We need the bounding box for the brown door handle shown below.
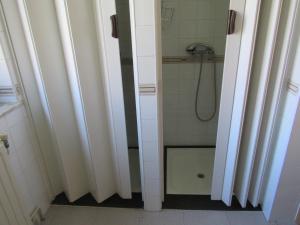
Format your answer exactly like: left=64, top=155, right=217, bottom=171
left=227, top=10, right=237, bottom=35
left=110, top=14, right=119, bottom=38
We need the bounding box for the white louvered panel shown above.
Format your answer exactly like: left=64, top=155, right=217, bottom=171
left=234, top=0, right=283, bottom=208
left=222, top=0, right=262, bottom=206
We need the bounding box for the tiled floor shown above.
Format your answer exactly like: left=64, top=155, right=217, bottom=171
left=42, top=206, right=272, bottom=225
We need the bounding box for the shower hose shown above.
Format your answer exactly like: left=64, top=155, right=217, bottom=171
left=195, top=55, right=217, bottom=122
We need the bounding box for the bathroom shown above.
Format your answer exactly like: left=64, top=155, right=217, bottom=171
left=0, top=0, right=300, bottom=224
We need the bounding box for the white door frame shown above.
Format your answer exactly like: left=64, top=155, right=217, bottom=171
left=211, top=0, right=262, bottom=204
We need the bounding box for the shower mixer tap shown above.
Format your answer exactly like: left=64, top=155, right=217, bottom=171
left=186, top=43, right=214, bottom=56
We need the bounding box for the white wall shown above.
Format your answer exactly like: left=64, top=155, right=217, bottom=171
left=163, top=63, right=223, bottom=145
left=162, top=0, right=229, bottom=145
left=0, top=104, right=50, bottom=215
left=129, top=0, right=163, bottom=210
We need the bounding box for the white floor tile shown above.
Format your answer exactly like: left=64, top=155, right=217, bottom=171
left=226, top=211, right=269, bottom=225
left=42, top=206, right=97, bottom=225
left=140, top=210, right=184, bottom=225
left=93, top=208, right=141, bottom=225
left=42, top=206, right=269, bottom=225
left=183, top=210, right=230, bottom=225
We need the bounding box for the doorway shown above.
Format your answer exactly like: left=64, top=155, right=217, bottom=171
left=162, top=0, right=230, bottom=196
left=160, top=0, right=263, bottom=208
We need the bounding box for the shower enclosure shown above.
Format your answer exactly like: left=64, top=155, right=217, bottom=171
left=162, top=0, right=230, bottom=195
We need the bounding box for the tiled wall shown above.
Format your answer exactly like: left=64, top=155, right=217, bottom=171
left=161, top=0, right=229, bottom=56
left=117, top=0, right=162, bottom=210
left=0, top=104, right=49, bottom=215
left=131, top=0, right=163, bottom=210
left=163, top=63, right=223, bottom=145
left=162, top=0, right=229, bottom=145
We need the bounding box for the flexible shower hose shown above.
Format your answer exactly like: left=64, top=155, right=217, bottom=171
left=195, top=55, right=217, bottom=122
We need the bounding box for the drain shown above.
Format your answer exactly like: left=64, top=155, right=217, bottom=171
left=197, top=173, right=205, bottom=179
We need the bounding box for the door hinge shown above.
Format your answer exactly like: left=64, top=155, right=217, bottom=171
left=227, top=10, right=237, bottom=35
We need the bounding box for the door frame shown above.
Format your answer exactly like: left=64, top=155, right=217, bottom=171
left=211, top=0, right=262, bottom=204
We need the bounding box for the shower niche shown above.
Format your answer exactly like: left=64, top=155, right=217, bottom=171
left=162, top=0, right=230, bottom=196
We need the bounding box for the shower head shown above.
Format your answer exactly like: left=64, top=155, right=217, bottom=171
left=186, top=43, right=214, bottom=55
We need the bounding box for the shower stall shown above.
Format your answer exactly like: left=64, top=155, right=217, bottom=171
left=162, top=0, right=230, bottom=195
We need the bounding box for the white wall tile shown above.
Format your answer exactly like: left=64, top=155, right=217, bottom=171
left=144, top=178, right=160, bottom=196
left=163, top=61, right=224, bottom=145
left=161, top=0, right=228, bottom=146
left=215, top=0, right=230, bottom=20
left=144, top=161, right=160, bottom=180
left=142, top=141, right=159, bottom=162
left=131, top=0, right=162, bottom=211
left=140, top=95, right=157, bottom=119
left=138, top=57, right=156, bottom=84
left=178, top=1, right=198, bottom=20
left=162, top=38, right=180, bottom=56
left=136, top=26, right=156, bottom=56
left=197, top=20, right=215, bottom=38
left=141, top=119, right=158, bottom=142
left=198, top=1, right=215, bottom=20
left=134, top=0, right=155, bottom=26
left=178, top=21, right=197, bottom=38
